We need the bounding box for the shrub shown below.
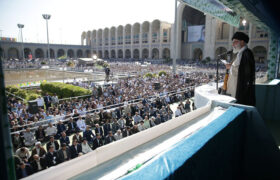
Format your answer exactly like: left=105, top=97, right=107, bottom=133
left=144, top=73, right=153, bottom=79
left=158, top=71, right=167, bottom=76
left=40, top=82, right=91, bottom=98
left=14, top=89, right=27, bottom=99
left=9, top=86, right=20, bottom=93
left=27, top=93, right=39, bottom=101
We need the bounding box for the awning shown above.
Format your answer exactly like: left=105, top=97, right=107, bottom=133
left=180, top=0, right=240, bottom=27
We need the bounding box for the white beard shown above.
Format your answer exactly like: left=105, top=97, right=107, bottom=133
left=233, top=43, right=241, bottom=53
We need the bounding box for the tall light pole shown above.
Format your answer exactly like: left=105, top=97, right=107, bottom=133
left=173, top=0, right=178, bottom=74
left=17, top=24, right=25, bottom=60
left=42, top=14, right=51, bottom=61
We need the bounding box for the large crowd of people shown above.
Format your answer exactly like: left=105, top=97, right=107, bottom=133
left=7, top=70, right=216, bottom=179
left=6, top=57, right=268, bottom=179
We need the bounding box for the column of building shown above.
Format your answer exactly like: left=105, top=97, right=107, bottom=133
left=102, top=31, right=105, bottom=58
left=248, top=23, right=253, bottom=49
left=115, top=29, right=118, bottom=59
left=148, top=23, right=152, bottom=59
left=139, top=25, right=143, bottom=59
left=108, top=30, right=111, bottom=58
left=131, top=27, right=134, bottom=59
left=159, top=23, right=163, bottom=59
left=228, top=26, right=234, bottom=51
left=122, top=28, right=125, bottom=59
left=203, top=15, right=217, bottom=59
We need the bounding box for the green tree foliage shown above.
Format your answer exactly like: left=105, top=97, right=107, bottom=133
left=40, top=82, right=91, bottom=98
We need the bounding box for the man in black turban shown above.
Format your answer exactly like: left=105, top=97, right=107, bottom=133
left=225, top=31, right=255, bottom=106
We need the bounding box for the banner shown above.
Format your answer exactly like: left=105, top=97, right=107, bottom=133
left=188, top=25, right=205, bottom=42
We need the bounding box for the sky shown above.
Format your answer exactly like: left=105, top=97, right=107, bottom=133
left=0, top=0, right=175, bottom=45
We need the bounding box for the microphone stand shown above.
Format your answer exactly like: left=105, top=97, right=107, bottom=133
left=216, top=50, right=232, bottom=91
left=216, top=57, right=219, bottom=91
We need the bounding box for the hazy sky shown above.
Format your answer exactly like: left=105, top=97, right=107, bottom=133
left=0, top=0, right=175, bottom=45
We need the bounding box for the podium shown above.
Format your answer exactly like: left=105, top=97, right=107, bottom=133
left=194, top=83, right=235, bottom=108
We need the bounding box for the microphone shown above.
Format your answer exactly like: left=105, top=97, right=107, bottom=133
left=218, top=50, right=233, bottom=57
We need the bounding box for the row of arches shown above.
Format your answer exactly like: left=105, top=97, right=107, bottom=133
left=192, top=46, right=267, bottom=63
left=215, top=46, right=267, bottom=63
left=94, top=48, right=170, bottom=59
left=82, top=19, right=171, bottom=46
left=0, top=47, right=92, bottom=59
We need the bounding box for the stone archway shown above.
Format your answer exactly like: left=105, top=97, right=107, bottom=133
left=152, top=48, right=159, bottom=59
left=252, top=46, right=267, bottom=63
left=125, top=49, right=131, bottom=59
left=35, top=48, right=44, bottom=58
left=111, top=50, right=116, bottom=58
left=142, top=49, right=149, bottom=59
left=8, top=47, right=19, bottom=59
left=162, top=48, right=170, bottom=59
left=24, top=48, right=32, bottom=59
left=85, top=50, right=91, bottom=58
left=193, top=48, right=203, bottom=60
left=98, top=50, right=103, bottom=58
left=104, top=50, right=109, bottom=59
left=57, top=49, right=65, bottom=58
left=118, top=49, right=123, bottom=58
left=67, top=49, right=74, bottom=58
left=77, top=49, right=83, bottom=58
left=47, top=49, right=55, bottom=59
left=133, top=49, right=139, bottom=59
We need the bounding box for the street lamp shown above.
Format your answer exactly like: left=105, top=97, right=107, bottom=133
left=42, top=14, right=51, bottom=62
left=242, top=19, right=247, bottom=26
left=17, top=24, right=25, bottom=60
left=172, top=0, right=178, bottom=74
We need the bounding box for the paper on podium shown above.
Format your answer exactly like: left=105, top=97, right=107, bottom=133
left=195, top=83, right=236, bottom=108
left=221, top=59, right=230, bottom=65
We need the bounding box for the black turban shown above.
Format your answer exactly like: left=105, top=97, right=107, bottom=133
left=232, top=31, right=249, bottom=43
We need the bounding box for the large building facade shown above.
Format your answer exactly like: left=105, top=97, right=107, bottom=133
left=82, top=3, right=269, bottom=64
left=175, top=3, right=269, bottom=63
left=0, top=41, right=91, bottom=60
left=0, top=3, right=268, bottom=63
left=81, top=19, right=172, bottom=60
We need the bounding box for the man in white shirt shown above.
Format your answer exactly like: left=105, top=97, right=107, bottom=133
left=76, top=116, right=86, bottom=132
left=36, top=96, right=45, bottom=109
left=114, top=130, right=123, bottom=141
left=175, top=106, right=182, bottom=117
left=81, top=139, right=92, bottom=154
left=45, top=123, right=57, bottom=138
left=137, top=121, right=146, bottom=131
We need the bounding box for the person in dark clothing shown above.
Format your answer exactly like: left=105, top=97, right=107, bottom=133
left=16, top=162, right=33, bottom=179
left=83, top=126, right=96, bottom=146
left=105, top=66, right=110, bottom=82
left=45, top=145, right=59, bottom=167
left=92, top=133, right=104, bottom=150
left=69, top=140, right=82, bottom=159
left=44, top=93, right=52, bottom=110
left=30, top=154, right=47, bottom=173
left=57, top=143, right=71, bottom=163
left=105, top=131, right=115, bottom=144
left=67, top=118, right=78, bottom=135
left=46, top=136, right=60, bottom=151
left=226, top=31, right=255, bottom=106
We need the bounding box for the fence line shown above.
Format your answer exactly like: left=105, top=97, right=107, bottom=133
left=10, top=86, right=196, bottom=134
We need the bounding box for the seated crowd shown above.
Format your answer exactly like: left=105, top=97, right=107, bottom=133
left=8, top=72, right=214, bottom=179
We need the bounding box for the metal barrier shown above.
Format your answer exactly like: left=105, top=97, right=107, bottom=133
left=9, top=86, right=196, bottom=134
